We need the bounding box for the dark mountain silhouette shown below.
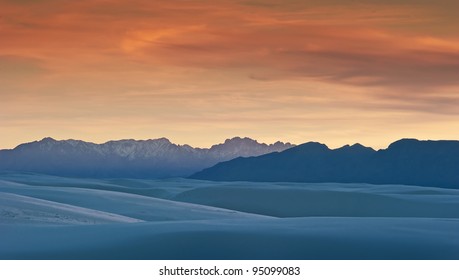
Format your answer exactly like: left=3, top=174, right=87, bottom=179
left=0, top=137, right=294, bottom=178
left=190, top=139, right=459, bottom=189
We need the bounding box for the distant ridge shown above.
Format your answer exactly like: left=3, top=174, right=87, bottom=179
left=190, top=139, right=459, bottom=189
left=0, top=137, right=294, bottom=178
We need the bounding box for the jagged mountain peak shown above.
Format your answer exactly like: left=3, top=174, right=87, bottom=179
left=290, top=141, right=329, bottom=153
left=336, top=143, right=375, bottom=153
left=209, top=137, right=293, bottom=158
left=40, top=137, right=57, bottom=142
left=221, top=137, right=260, bottom=145
left=104, top=137, right=172, bottom=145
left=387, top=138, right=420, bottom=149
left=213, top=137, right=293, bottom=149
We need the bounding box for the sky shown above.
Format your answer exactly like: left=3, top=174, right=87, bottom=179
left=1, top=0, right=459, bottom=149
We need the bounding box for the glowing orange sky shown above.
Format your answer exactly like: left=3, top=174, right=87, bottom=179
left=1, top=0, right=459, bottom=149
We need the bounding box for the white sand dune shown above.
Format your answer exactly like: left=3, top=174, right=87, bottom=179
left=0, top=173, right=458, bottom=259
left=173, top=184, right=459, bottom=218
left=1, top=217, right=458, bottom=259
left=0, top=178, right=267, bottom=222
left=0, top=192, right=142, bottom=225
left=0, top=174, right=208, bottom=199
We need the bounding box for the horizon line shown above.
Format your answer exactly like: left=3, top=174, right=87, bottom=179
left=2, top=136, right=458, bottom=152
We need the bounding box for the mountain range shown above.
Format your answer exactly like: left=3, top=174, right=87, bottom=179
left=2, top=137, right=459, bottom=189
left=191, top=139, right=459, bottom=189
left=0, top=137, right=294, bottom=178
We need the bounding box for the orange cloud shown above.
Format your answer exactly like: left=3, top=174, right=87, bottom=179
left=1, top=0, right=458, bottom=90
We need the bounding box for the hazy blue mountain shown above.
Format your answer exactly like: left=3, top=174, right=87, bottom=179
left=0, top=137, right=294, bottom=178
left=190, top=139, right=459, bottom=189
